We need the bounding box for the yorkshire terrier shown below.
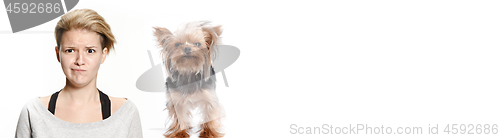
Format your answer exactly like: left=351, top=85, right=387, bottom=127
left=154, top=21, right=224, bottom=138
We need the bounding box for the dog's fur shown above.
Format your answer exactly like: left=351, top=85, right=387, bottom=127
left=154, top=21, right=224, bottom=138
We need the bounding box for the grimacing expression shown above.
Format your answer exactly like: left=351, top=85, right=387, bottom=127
left=56, top=28, right=107, bottom=87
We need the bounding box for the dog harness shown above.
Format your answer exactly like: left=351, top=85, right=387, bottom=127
left=48, top=89, right=111, bottom=119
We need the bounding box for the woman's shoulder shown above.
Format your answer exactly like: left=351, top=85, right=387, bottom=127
left=109, top=96, right=128, bottom=114
left=108, top=96, right=140, bottom=123
left=21, top=97, right=46, bottom=109
left=19, top=97, right=50, bottom=119
left=38, top=95, right=51, bottom=109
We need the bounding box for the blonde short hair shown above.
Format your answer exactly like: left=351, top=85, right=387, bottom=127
left=55, top=9, right=115, bottom=52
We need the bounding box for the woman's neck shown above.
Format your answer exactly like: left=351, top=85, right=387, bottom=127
left=60, top=79, right=100, bottom=105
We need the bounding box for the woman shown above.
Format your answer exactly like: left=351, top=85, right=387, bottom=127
left=15, top=9, right=142, bottom=138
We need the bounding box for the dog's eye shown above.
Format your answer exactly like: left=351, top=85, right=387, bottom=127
left=194, top=42, right=201, bottom=47
left=175, top=43, right=182, bottom=47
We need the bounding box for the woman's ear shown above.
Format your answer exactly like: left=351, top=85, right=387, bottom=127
left=101, top=47, right=108, bottom=64
left=55, top=46, right=60, bottom=62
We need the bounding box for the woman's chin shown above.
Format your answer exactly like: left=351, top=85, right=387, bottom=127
left=67, top=78, right=93, bottom=88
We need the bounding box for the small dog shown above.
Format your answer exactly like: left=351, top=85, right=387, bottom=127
left=154, top=21, right=224, bottom=138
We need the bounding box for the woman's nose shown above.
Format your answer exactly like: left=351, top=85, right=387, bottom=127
left=75, top=52, right=85, bottom=66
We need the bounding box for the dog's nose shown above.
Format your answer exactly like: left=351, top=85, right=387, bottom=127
left=184, top=47, right=191, bottom=54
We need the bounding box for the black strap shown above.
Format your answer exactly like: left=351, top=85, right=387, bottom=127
left=48, top=91, right=60, bottom=114
left=99, top=89, right=111, bottom=119
left=47, top=89, right=111, bottom=119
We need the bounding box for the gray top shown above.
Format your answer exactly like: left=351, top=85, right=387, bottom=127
left=15, top=98, right=143, bottom=138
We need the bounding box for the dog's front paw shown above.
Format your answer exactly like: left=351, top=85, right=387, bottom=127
left=199, top=122, right=224, bottom=138
left=199, top=129, right=224, bottom=138
left=164, top=129, right=190, bottom=138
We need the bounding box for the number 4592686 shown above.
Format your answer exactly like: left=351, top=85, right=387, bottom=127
left=444, top=124, right=498, bottom=134
left=6, top=3, right=61, bottom=14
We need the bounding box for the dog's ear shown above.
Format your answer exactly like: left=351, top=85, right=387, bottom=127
left=202, top=25, right=222, bottom=61
left=202, top=25, right=222, bottom=47
left=201, top=25, right=221, bottom=81
left=153, top=27, right=173, bottom=80
left=153, top=27, right=173, bottom=46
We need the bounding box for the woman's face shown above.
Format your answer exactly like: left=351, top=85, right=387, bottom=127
left=56, top=28, right=107, bottom=87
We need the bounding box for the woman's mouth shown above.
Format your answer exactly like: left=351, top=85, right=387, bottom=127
left=72, top=69, right=86, bottom=72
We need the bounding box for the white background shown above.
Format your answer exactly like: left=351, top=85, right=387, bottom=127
left=1, top=0, right=500, bottom=138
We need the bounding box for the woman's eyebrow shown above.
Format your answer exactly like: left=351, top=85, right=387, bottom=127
left=86, top=46, right=98, bottom=48
left=62, top=46, right=77, bottom=49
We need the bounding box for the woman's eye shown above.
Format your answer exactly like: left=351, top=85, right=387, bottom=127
left=65, top=49, right=74, bottom=53
left=87, top=49, right=96, bottom=53
left=194, top=42, right=201, bottom=47
left=175, top=43, right=182, bottom=47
